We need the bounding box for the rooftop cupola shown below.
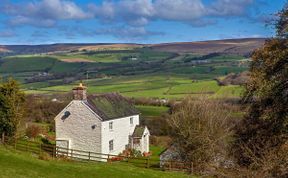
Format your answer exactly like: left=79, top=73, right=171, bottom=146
left=72, top=83, right=87, bottom=100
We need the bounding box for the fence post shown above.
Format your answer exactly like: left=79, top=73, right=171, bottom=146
left=53, top=145, right=56, bottom=158
left=1, top=132, right=4, bottom=144
left=107, top=154, right=110, bottom=163
left=189, top=162, right=193, bottom=174
left=169, top=161, right=172, bottom=171
left=14, top=137, right=17, bottom=150
left=71, top=149, right=73, bottom=159
left=146, top=158, right=150, bottom=168
left=88, top=152, right=91, bottom=161
left=26, top=141, right=29, bottom=152
left=39, top=144, right=42, bottom=155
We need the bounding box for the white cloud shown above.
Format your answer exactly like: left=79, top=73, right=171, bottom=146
left=0, top=0, right=259, bottom=40
left=208, top=0, right=253, bottom=16
left=154, top=0, right=205, bottom=21
left=0, top=30, right=16, bottom=38
left=1, top=0, right=256, bottom=27
left=1, top=0, right=92, bottom=27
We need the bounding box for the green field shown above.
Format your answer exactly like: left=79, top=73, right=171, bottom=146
left=22, top=75, right=243, bottom=99
left=0, top=48, right=247, bottom=99
left=136, top=105, right=170, bottom=117
left=0, top=56, right=56, bottom=73
left=0, top=147, right=190, bottom=178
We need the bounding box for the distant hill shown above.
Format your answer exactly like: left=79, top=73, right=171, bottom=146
left=0, top=38, right=265, bottom=57
left=150, top=38, right=266, bottom=56
left=0, top=43, right=142, bottom=56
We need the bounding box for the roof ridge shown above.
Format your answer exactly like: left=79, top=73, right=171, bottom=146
left=86, top=93, right=139, bottom=121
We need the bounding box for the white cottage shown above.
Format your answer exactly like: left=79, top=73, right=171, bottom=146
left=55, top=83, right=150, bottom=160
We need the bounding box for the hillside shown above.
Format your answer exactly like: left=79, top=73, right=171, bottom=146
left=150, top=38, right=266, bottom=56
left=0, top=147, right=190, bottom=178
left=0, top=44, right=142, bottom=56
left=0, top=38, right=260, bottom=99
left=0, top=38, right=265, bottom=56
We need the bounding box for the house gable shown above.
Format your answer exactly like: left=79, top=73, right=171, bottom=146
left=55, top=100, right=102, bottom=153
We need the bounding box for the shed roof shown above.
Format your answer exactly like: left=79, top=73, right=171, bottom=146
left=85, top=93, right=139, bottom=121
left=132, top=126, right=146, bottom=138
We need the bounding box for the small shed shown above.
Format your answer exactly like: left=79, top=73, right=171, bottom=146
left=131, top=126, right=150, bottom=153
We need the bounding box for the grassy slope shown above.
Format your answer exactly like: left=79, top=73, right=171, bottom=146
left=136, top=105, right=169, bottom=117
left=28, top=76, right=242, bottom=99
left=0, top=147, right=191, bottom=178
left=0, top=51, right=246, bottom=99
left=0, top=56, right=56, bottom=73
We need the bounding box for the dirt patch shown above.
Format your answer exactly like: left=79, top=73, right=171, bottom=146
left=78, top=44, right=142, bottom=51
left=150, top=38, right=266, bottom=56
left=216, top=71, right=250, bottom=86
left=59, top=58, right=93, bottom=63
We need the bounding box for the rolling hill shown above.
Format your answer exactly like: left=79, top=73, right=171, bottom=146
left=0, top=38, right=262, bottom=99
left=0, top=38, right=265, bottom=56
left=150, top=38, right=266, bottom=56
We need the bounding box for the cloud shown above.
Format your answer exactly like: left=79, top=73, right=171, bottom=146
left=1, top=0, right=92, bottom=27
left=218, top=32, right=263, bottom=39
left=0, top=0, right=259, bottom=28
left=87, top=0, right=256, bottom=27
left=0, top=30, right=16, bottom=38
left=57, top=25, right=164, bottom=41
left=0, top=0, right=261, bottom=40
left=88, top=0, right=154, bottom=26
left=207, top=0, right=253, bottom=16
left=154, top=0, right=205, bottom=21
left=95, top=26, right=165, bottom=40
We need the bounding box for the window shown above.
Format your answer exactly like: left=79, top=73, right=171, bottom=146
left=109, top=122, right=113, bottom=130
left=109, top=140, right=114, bottom=151
left=130, top=117, right=133, bottom=125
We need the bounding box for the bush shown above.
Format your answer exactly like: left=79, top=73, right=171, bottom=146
left=167, top=96, right=234, bottom=174
left=41, top=137, right=52, bottom=145
left=38, top=152, right=52, bottom=161
left=26, top=125, right=42, bottom=138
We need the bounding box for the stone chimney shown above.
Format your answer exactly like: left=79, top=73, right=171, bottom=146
left=72, top=83, right=87, bottom=100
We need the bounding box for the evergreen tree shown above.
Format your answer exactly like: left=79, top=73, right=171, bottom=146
left=0, top=78, right=25, bottom=137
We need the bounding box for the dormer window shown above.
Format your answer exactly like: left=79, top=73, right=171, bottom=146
left=64, top=111, right=71, bottom=117
left=109, top=122, right=113, bottom=130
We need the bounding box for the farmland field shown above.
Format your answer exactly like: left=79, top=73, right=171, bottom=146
left=0, top=47, right=248, bottom=100
left=22, top=75, right=243, bottom=99
left=136, top=105, right=170, bottom=117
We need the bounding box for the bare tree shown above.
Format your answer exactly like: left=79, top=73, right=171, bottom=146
left=167, top=96, right=234, bottom=174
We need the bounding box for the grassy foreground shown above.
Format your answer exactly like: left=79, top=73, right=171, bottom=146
left=0, top=147, right=191, bottom=178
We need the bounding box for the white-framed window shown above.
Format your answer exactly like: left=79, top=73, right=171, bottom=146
left=130, top=117, right=133, bottom=125
left=109, top=122, right=113, bottom=130
left=109, top=140, right=114, bottom=151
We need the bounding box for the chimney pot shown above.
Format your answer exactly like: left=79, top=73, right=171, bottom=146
left=72, top=83, right=87, bottom=100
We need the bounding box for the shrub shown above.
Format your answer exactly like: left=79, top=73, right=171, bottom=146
left=39, top=152, right=52, bottom=161
left=167, top=96, right=234, bottom=174
left=25, top=125, right=42, bottom=138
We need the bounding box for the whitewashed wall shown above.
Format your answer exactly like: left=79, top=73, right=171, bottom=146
left=101, top=115, right=139, bottom=155
left=55, top=101, right=102, bottom=154
left=143, top=127, right=150, bottom=153
left=134, top=127, right=150, bottom=153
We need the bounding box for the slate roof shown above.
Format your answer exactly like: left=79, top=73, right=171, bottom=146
left=85, top=93, right=140, bottom=121
left=132, top=126, right=145, bottom=138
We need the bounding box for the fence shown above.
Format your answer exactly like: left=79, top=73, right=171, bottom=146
left=1, top=136, right=193, bottom=173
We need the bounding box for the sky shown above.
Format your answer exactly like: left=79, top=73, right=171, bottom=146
left=0, top=0, right=286, bottom=44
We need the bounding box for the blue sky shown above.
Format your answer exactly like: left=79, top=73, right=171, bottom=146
left=0, top=0, right=286, bottom=44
